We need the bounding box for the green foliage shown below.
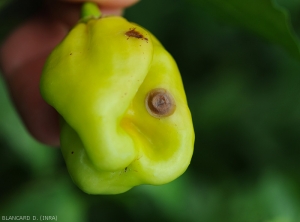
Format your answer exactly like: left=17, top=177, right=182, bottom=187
left=1, top=0, right=300, bottom=221
left=190, top=0, right=300, bottom=60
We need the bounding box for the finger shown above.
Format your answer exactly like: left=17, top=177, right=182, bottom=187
left=59, top=0, right=140, bottom=8
left=0, top=12, right=67, bottom=77
left=0, top=14, right=65, bottom=146
left=45, top=1, right=125, bottom=27
left=5, top=56, right=61, bottom=147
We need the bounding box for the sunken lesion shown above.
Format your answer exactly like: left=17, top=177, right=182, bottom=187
left=125, top=28, right=148, bottom=42
left=145, top=88, right=176, bottom=118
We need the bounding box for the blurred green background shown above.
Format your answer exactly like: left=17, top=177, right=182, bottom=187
left=1, top=0, right=300, bottom=221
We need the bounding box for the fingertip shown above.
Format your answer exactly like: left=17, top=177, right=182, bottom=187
left=24, top=107, right=60, bottom=147
left=59, top=0, right=140, bottom=8
left=26, top=104, right=61, bottom=147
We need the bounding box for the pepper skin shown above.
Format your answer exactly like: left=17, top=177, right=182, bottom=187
left=40, top=5, right=194, bottom=194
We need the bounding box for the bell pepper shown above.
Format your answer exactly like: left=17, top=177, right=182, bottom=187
left=40, top=2, right=194, bottom=194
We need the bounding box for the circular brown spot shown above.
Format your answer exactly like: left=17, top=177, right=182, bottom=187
left=145, top=88, right=176, bottom=118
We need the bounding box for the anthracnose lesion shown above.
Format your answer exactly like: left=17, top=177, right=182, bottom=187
left=125, top=28, right=148, bottom=42
left=146, top=88, right=176, bottom=118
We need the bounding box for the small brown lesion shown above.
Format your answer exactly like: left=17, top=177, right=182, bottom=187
left=145, top=88, right=176, bottom=118
left=125, top=28, right=148, bottom=42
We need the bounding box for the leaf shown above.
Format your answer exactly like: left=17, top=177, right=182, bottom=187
left=0, top=176, right=86, bottom=222
left=189, top=0, right=300, bottom=60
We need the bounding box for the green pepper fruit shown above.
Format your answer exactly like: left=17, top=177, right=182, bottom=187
left=40, top=2, right=194, bottom=194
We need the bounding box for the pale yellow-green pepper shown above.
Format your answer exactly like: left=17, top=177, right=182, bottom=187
left=40, top=3, right=194, bottom=194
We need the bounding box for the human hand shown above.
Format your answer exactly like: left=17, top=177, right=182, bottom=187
left=0, top=0, right=139, bottom=146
